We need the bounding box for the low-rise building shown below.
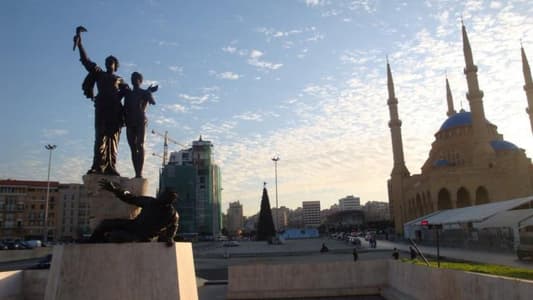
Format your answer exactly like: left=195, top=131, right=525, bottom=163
left=0, top=179, right=59, bottom=240
left=58, top=183, right=90, bottom=241
left=363, top=201, right=390, bottom=222
left=339, top=195, right=361, bottom=211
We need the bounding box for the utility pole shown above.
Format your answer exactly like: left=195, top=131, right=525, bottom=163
left=272, top=155, right=280, bottom=231
left=44, top=144, right=57, bottom=243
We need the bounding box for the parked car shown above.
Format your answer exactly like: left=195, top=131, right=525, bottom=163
left=223, top=241, right=240, bottom=247
left=21, top=240, right=42, bottom=249
left=0, top=242, right=8, bottom=250
left=3, top=240, right=29, bottom=250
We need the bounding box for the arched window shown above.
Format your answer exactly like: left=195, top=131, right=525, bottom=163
left=437, top=188, right=452, bottom=210
left=475, top=186, right=489, bottom=205
left=456, top=187, right=471, bottom=208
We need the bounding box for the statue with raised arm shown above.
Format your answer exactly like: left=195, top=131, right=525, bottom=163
left=89, top=179, right=179, bottom=245
left=124, top=72, right=157, bottom=178
left=73, top=26, right=127, bottom=176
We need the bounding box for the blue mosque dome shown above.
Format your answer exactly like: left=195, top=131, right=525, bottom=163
left=490, top=140, right=519, bottom=151
left=439, top=111, right=472, bottom=131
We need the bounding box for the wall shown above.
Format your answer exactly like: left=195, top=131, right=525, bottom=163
left=0, top=271, right=22, bottom=300
left=227, top=260, right=533, bottom=300
left=387, top=261, right=533, bottom=300
left=228, top=260, right=388, bottom=299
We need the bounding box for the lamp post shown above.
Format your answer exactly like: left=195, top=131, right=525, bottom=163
left=272, top=155, right=280, bottom=231
left=44, top=144, right=57, bottom=243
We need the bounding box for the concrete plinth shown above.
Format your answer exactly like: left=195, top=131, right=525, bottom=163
left=44, top=243, right=198, bottom=300
left=83, top=175, right=148, bottom=232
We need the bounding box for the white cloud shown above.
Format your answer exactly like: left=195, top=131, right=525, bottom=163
left=305, top=0, right=327, bottom=7
left=168, top=65, right=183, bottom=73
left=217, top=71, right=241, bottom=80
left=489, top=1, right=502, bottom=9
left=233, top=112, right=264, bottom=122
left=42, top=129, right=68, bottom=138
left=222, top=46, right=237, bottom=53
left=166, top=104, right=186, bottom=113
left=248, top=49, right=283, bottom=70
left=250, top=49, right=263, bottom=59
left=179, top=93, right=210, bottom=105
left=157, top=40, right=178, bottom=47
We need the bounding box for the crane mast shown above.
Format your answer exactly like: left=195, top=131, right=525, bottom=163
left=151, top=130, right=187, bottom=166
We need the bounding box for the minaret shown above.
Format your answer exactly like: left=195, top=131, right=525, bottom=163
left=386, top=60, right=409, bottom=234
left=462, top=22, right=494, bottom=158
left=387, top=60, right=410, bottom=177
left=521, top=44, right=533, bottom=134
left=446, top=76, right=456, bottom=117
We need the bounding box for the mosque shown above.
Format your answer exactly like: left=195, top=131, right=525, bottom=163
left=387, top=23, right=533, bottom=234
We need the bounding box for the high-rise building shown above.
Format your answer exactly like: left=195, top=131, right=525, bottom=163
left=160, top=136, right=222, bottom=237
left=302, top=201, right=321, bottom=228
left=387, top=23, right=533, bottom=234
left=271, top=206, right=289, bottom=230
left=226, top=201, right=243, bottom=236
left=0, top=179, right=59, bottom=240
left=338, top=195, right=361, bottom=211
left=57, top=183, right=90, bottom=241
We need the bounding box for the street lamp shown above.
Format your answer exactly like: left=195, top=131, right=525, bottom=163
left=272, top=155, right=280, bottom=231
left=44, top=144, right=57, bottom=243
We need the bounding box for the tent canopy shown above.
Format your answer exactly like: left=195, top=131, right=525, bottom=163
left=405, top=196, right=533, bottom=226
left=475, top=209, right=533, bottom=229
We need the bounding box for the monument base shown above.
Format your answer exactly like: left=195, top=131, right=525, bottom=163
left=83, top=174, right=148, bottom=232
left=44, top=243, right=198, bottom=300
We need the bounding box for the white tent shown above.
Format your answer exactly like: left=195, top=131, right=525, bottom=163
left=475, top=209, right=533, bottom=229
left=404, top=196, right=533, bottom=239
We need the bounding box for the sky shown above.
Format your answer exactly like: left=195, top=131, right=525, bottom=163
left=1, top=0, right=533, bottom=216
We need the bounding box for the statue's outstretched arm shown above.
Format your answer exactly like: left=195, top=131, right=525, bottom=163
left=74, top=34, right=96, bottom=71
left=99, top=179, right=138, bottom=205
left=158, top=213, right=179, bottom=246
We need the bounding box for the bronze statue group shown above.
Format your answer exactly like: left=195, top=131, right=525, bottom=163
left=74, top=27, right=155, bottom=178
left=73, top=27, right=178, bottom=245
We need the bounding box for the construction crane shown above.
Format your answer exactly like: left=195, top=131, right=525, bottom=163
left=151, top=130, right=187, bottom=166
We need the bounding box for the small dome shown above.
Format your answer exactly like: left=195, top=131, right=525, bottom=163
left=439, top=111, right=472, bottom=131
left=490, top=140, right=519, bottom=151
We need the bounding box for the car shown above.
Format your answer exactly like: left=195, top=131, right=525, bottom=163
left=223, top=241, right=240, bottom=247
left=21, top=240, right=42, bottom=249
left=3, top=240, right=27, bottom=250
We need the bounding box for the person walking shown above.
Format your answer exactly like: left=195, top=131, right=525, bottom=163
left=352, top=247, right=358, bottom=261
left=392, top=248, right=399, bottom=260
left=409, top=246, right=417, bottom=260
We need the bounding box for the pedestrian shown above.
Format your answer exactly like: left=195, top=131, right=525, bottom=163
left=352, top=247, right=358, bottom=261
left=409, top=246, right=417, bottom=260
left=392, top=248, right=399, bottom=260
left=320, top=243, right=329, bottom=253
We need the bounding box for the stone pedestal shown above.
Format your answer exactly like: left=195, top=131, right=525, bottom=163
left=44, top=243, right=198, bottom=300
left=83, top=175, right=149, bottom=232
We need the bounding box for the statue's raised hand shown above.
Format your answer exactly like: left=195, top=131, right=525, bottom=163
left=148, top=84, right=159, bottom=93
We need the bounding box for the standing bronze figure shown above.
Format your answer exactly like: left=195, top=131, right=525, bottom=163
left=74, top=26, right=127, bottom=176
left=124, top=72, right=157, bottom=178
